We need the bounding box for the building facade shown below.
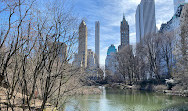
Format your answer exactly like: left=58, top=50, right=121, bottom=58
left=87, top=49, right=96, bottom=68
left=136, top=0, right=156, bottom=43
left=158, top=4, right=186, bottom=77
left=159, top=4, right=184, bottom=37
left=47, top=42, right=67, bottom=63
left=95, top=21, right=100, bottom=68
left=57, top=42, right=67, bottom=62
left=72, top=53, right=82, bottom=67
left=180, top=3, right=188, bottom=69
left=118, top=14, right=129, bottom=51
left=174, top=0, right=185, bottom=14
left=136, top=5, right=141, bottom=43
left=105, top=44, right=118, bottom=76
left=78, top=20, right=88, bottom=68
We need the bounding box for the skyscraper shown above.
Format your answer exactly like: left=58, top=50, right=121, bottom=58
left=95, top=21, right=100, bottom=68
left=136, top=5, right=141, bottom=43
left=136, top=0, right=156, bottom=43
left=174, top=0, right=185, bottom=14
left=118, top=14, right=129, bottom=51
left=78, top=20, right=88, bottom=68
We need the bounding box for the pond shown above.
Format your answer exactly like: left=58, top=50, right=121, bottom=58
left=65, top=87, right=188, bottom=111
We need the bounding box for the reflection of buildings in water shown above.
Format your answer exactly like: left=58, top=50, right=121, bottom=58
left=65, top=89, right=188, bottom=111
left=105, top=90, right=176, bottom=106
left=99, top=86, right=106, bottom=98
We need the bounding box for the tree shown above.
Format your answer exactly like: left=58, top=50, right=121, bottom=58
left=142, top=33, right=162, bottom=79
left=0, top=0, right=83, bottom=110
left=159, top=32, right=174, bottom=78
left=116, top=45, right=135, bottom=85
left=135, top=43, right=147, bottom=80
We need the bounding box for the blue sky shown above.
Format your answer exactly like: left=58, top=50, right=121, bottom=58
left=0, top=0, right=186, bottom=66
left=73, top=0, right=183, bottom=66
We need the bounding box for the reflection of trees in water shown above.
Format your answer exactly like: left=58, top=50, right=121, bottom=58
left=105, top=89, right=187, bottom=110
left=66, top=89, right=188, bottom=111
left=69, top=95, right=101, bottom=111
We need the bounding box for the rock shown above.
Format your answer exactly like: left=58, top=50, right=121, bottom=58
left=165, top=79, right=177, bottom=90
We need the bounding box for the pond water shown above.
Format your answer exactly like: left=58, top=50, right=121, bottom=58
left=65, top=87, right=188, bottom=111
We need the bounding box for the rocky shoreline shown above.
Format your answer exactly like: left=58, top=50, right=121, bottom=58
left=104, top=83, right=188, bottom=97
left=163, top=90, right=188, bottom=97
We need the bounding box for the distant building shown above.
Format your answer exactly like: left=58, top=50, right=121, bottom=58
left=87, top=49, right=96, bottom=68
left=159, top=4, right=185, bottom=46
left=105, top=44, right=118, bottom=76
left=72, top=53, right=82, bottom=67
left=180, top=3, right=188, bottom=65
left=174, top=0, right=185, bottom=14
left=135, top=0, right=156, bottom=43
left=78, top=20, right=88, bottom=68
left=159, top=4, right=184, bottom=33
left=95, top=21, right=100, bottom=68
left=158, top=4, right=186, bottom=77
left=47, top=42, right=67, bottom=62
left=136, top=4, right=141, bottom=43
left=57, top=42, right=67, bottom=62
left=118, top=14, right=129, bottom=51
left=180, top=4, right=188, bottom=23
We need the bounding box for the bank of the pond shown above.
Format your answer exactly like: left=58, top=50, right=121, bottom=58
left=70, top=86, right=102, bottom=95
left=104, top=83, right=188, bottom=97
left=0, top=86, right=102, bottom=110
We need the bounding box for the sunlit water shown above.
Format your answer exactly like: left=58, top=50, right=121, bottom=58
left=65, top=87, right=188, bottom=111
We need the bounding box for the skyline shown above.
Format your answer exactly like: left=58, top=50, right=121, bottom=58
left=74, top=0, right=188, bottom=66
left=0, top=1, right=188, bottom=110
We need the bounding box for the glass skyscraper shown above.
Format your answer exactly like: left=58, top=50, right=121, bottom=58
left=135, top=0, right=156, bottom=43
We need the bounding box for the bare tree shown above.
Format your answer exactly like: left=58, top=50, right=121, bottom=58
left=159, top=32, right=174, bottom=78
left=0, top=0, right=84, bottom=110
left=142, top=33, right=162, bottom=80
left=116, top=45, right=135, bottom=85
left=135, top=43, right=147, bottom=81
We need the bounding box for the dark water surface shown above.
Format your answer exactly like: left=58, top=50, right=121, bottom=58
left=65, top=87, right=188, bottom=111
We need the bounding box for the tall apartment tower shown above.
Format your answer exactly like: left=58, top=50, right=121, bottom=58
left=95, top=21, right=100, bottom=68
left=78, top=20, right=88, bottom=68
left=118, top=14, right=129, bottom=51
left=174, top=0, right=185, bottom=14
left=136, top=0, right=156, bottom=43
left=136, top=5, right=141, bottom=43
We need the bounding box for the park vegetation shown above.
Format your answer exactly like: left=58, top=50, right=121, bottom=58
left=106, top=4, right=188, bottom=92
left=0, top=0, right=95, bottom=110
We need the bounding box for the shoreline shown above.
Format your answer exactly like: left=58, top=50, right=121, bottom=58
left=102, top=83, right=188, bottom=97
left=0, top=86, right=102, bottom=111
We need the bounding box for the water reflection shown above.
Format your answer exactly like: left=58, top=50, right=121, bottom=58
left=65, top=87, right=188, bottom=111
